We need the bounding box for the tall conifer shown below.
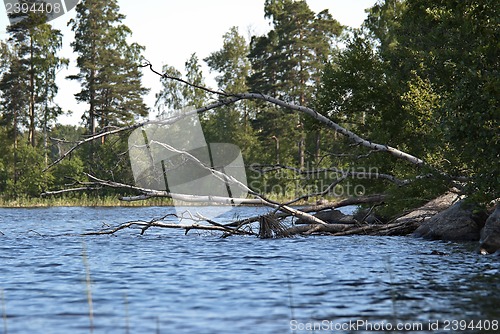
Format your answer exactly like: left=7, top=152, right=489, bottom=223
left=69, top=0, right=149, bottom=135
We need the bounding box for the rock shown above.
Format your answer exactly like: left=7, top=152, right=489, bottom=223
left=295, top=209, right=356, bottom=225
left=479, top=204, right=500, bottom=254
left=396, top=191, right=462, bottom=225
left=412, top=200, right=488, bottom=241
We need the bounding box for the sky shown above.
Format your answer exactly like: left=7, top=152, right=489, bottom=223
left=0, top=0, right=377, bottom=125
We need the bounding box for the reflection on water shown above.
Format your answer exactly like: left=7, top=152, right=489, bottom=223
left=0, top=207, right=499, bottom=333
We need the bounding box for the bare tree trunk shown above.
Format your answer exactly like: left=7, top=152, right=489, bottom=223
left=271, top=136, right=280, bottom=165
left=13, top=109, right=18, bottom=184
left=29, top=32, right=36, bottom=147
left=298, top=137, right=305, bottom=170
left=315, top=130, right=321, bottom=165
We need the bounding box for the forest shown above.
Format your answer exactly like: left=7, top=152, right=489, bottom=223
left=0, top=0, right=498, bottom=217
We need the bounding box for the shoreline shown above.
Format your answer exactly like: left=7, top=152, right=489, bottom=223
left=0, top=195, right=328, bottom=209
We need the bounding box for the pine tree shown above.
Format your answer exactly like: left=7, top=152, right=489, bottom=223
left=155, top=53, right=208, bottom=117
left=69, top=0, right=149, bottom=135
left=0, top=10, right=67, bottom=187
left=204, top=27, right=262, bottom=162
left=1, top=9, right=67, bottom=148
left=248, top=0, right=342, bottom=168
left=0, top=43, right=27, bottom=184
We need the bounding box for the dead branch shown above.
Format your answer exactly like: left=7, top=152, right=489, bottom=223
left=40, top=62, right=460, bottom=239
left=231, top=92, right=424, bottom=165
left=140, top=61, right=227, bottom=98
left=82, top=212, right=256, bottom=237
left=331, top=220, right=419, bottom=236
left=285, top=222, right=356, bottom=235
left=41, top=185, right=103, bottom=196
left=60, top=173, right=331, bottom=226
left=225, top=194, right=387, bottom=228
left=46, top=63, right=464, bottom=183
left=82, top=221, right=253, bottom=236
left=284, top=217, right=419, bottom=237
left=44, top=97, right=242, bottom=172
left=143, top=62, right=426, bottom=165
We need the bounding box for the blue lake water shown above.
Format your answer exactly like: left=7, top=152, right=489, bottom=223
left=0, top=206, right=499, bottom=333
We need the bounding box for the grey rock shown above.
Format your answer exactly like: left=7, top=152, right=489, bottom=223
left=412, top=200, right=487, bottom=241
left=479, top=204, right=500, bottom=254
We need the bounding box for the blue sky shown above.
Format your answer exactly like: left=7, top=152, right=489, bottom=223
left=0, top=0, right=376, bottom=125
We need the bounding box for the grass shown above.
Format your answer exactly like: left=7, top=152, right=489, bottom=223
left=0, top=194, right=175, bottom=208
left=0, top=191, right=346, bottom=208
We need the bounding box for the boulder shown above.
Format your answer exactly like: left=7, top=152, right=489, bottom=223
left=396, top=191, right=462, bottom=225
left=412, top=200, right=488, bottom=241
left=479, top=204, right=500, bottom=254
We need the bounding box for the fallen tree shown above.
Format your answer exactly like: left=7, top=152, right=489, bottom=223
left=42, top=63, right=468, bottom=238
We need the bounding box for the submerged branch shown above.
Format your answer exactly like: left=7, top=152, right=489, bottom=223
left=82, top=212, right=256, bottom=237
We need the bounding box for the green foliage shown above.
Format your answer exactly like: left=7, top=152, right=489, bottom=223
left=255, top=0, right=342, bottom=104
left=395, top=0, right=499, bottom=201
left=316, top=0, right=499, bottom=213
left=205, top=27, right=251, bottom=93
left=51, top=155, right=85, bottom=188
left=155, top=53, right=208, bottom=117
left=203, top=27, right=264, bottom=163
left=5, top=141, right=52, bottom=197
left=248, top=1, right=343, bottom=169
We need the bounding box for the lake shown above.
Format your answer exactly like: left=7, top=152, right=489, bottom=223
left=0, top=206, right=499, bottom=333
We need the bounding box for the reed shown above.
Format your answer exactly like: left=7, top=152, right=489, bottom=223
left=385, top=256, right=398, bottom=323
left=124, top=294, right=129, bottom=334
left=81, top=243, right=94, bottom=333
left=287, top=274, right=296, bottom=334
left=1, top=289, right=7, bottom=334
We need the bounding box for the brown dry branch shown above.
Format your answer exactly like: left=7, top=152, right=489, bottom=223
left=259, top=214, right=292, bottom=239
left=331, top=220, right=419, bottom=236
